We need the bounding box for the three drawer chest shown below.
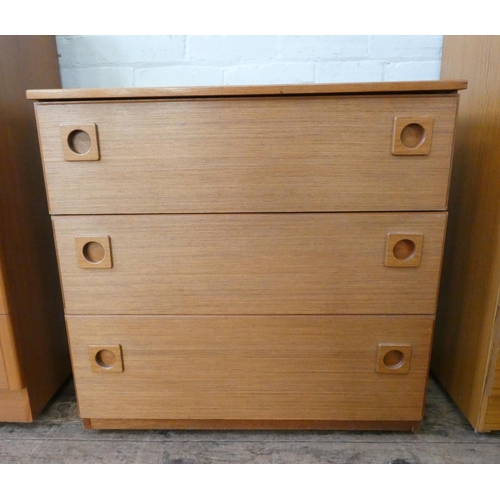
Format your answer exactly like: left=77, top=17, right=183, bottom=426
left=28, top=81, right=465, bottom=430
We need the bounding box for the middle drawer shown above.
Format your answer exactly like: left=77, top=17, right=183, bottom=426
left=53, top=213, right=447, bottom=315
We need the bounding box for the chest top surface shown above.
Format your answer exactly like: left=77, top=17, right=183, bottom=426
left=27, top=80, right=467, bottom=101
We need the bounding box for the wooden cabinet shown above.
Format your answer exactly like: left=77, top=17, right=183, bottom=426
left=0, top=36, right=71, bottom=421
left=29, top=80, right=465, bottom=430
left=433, top=36, right=500, bottom=432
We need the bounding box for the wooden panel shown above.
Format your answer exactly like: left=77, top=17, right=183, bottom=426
left=0, top=337, right=8, bottom=390
left=53, top=213, right=447, bottom=315
left=0, top=315, right=23, bottom=390
left=0, top=242, right=8, bottom=314
left=0, top=388, right=32, bottom=422
left=0, top=36, right=71, bottom=419
left=486, top=307, right=500, bottom=397
left=68, top=315, right=434, bottom=422
left=483, top=396, right=500, bottom=431
left=35, top=95, right=458, bottom=214
left=0, top=272, right=7, bottom=314
left=489, top=374, right=500, bottom=397
left=26, top=79, right=467, bottom=101
left=433, top=36, right=500, bottom=431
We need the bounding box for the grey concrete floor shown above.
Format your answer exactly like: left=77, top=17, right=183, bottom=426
left=0, top=375, right=499, bottom=463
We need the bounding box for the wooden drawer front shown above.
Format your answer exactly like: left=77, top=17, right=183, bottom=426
left=36, top=95, right=457, bottom=215
left=69, top=315, right=433, bottom=421
left=53, top=213, right=447, bottom=315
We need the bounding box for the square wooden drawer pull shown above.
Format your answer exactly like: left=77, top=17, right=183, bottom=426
left=89, top=345, right=123, bottom=373
left=385, top=233, right=423, bottom=267
left=392, top=117, right=433, bottom=155
left=60, top=123, right=100, bottom=161
left=75, top=236, right=113, bottom=269
left=377, top=344, right=411, bottom=374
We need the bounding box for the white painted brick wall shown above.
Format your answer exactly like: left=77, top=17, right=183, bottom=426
left=186, top=36, right=279, bottom=64
left=224, top=63, right=315, bottom=85
left=56, top=35, right=443, bottom=88
left=279, top=36, right=370, bottom=60
left=384, top=61, right=442, bottom=82
left=315, top=61, right=385, bottom=83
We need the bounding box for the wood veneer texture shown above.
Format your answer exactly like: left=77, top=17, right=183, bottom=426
left=0, top=269, right=8, bottom=315
left=69, top=315, right=433, bottom=422
left=433, top=36, right=500, bottom=432
left=26, top=80, right=467, bottom=101
left=35, top=95, right=458, bottom=214
left=0, top=36, right=70, bottom=421
left=52, top=212, right=447, bottom=316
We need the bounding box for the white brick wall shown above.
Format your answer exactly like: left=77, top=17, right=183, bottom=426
left=56, top=35, right=443, bottom=88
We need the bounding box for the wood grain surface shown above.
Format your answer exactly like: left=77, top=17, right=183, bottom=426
left=433, top=36, right=500, bottom=431
left=0, top=345, right=7, bottom=390
left=0, top=36, right=70, bottom=421
left=53, top=212, right=447, bottom=315
left=0, top=315, right=23, bottom=391
left=26, top=79, right=467, bottom=101
left=483, top=396, right=500, bottom=430
left=68, top=314, right=434, bottom=422
left=0, top=388, right=31, bottom=422
left=35, top=95, right=458, bottom=214
left=0, top=264, right=8, bottom=314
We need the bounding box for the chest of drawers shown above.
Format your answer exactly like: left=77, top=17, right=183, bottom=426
left=29, top=81, right=465, bottom=430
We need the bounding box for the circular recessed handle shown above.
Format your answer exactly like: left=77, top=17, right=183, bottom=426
left=89, top=344, right=123, bottom=373
left=76, top=236, right=112, bottom=269
left=82, top=241, right=106, bottom=264
left=385, top=233, right=422, bottom=267
left=95, top=349, right=117, bottom=369
left=60, top=124, right=100, bottom=161
left=67, top=129, right=92, bottom=154
left=392, top=117, right=433, bottom=156
left=392, top=239, right=416, bottom=261
left=377, top=344, right=411, bottom=374
left=383, top=349, right=405, bottom=370
left=400, top=123, right=426, bottom=149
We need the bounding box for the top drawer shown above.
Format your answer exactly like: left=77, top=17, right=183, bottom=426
left=35, top=95, right=458, bottom=215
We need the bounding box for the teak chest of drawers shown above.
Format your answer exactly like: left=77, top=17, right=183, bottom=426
left=28, top=81, right=465, bottom=430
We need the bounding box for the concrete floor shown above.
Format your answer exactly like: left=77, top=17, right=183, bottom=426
left=1, top=375, right=499, bottom=463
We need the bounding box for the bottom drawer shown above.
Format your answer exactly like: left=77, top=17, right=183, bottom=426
left=69, top=315, right=433, bottom=426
